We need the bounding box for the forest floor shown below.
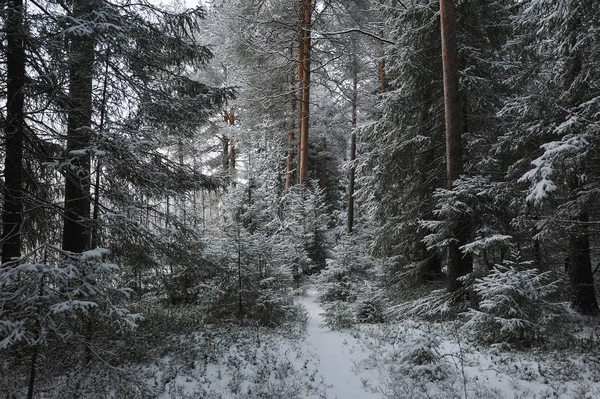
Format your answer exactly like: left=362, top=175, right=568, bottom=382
left=298, top=288, right=600, bottom=399
left=297, top=288, right=384, bottom=399
left=145, top=286, right=600, bottom=399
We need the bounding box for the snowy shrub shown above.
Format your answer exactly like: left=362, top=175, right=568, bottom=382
left=395, top=330, right=451, bottom=380
left=464, top=260, right=570, bottom=346
left=148, top=324, right=324, bottom=399
left=200, top=247, right=305, bottom=327
left=197, top=181, right=325, bottom=327
left=361, top=325, right=457, bottom=399
left=48, top=364, right=155, bottom=399
left=320, top=301, right=356, bottom=329
left=317, top=231, right=385, bottom=329
left=0, top=245, right=140, bottom=397
left=0, top=246, right=138, bottom=350
left=355, top=288, right=386, bottom=324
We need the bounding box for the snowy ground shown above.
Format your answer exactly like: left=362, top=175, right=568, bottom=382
left=299, top=288, right=600, bottom=399
left=151, top=289, right=384, bottom=398
left=141, top=288, right=600, bottom=399
left=297, top=289, right=384, bottom=399
left=351, top=318, right=600, bottom=399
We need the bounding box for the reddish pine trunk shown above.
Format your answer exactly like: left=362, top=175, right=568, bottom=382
left=286, top=70, right=297, bottom=188
left=440, top=0, right=472, bottom=292
left=298, top=0, right=312, bottom=186
left=379, top=30, right=386, bottom=93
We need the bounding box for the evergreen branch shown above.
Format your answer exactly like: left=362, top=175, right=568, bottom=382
left=316, top=28, right=396, bottom=45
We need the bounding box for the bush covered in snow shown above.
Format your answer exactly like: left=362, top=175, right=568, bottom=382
left=317, top=232, right=386, bottom=329
left=464, top=259, right=570, bottom=347
left=0, top=246, right=140, bottom=397
left=394, top=330, right=451, bottom=381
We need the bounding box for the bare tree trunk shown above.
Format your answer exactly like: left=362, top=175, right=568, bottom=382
left=296, top=24, right=304, bottom=186
left=440, top=0, right=462, bottom=185
left=299, top=0, right=312, bottom=185
left=2, top=0, right=26, bottom=263
left=440, top=0, right=471, bottom=292
left=347, top=47, right=358, bottom=234
left=286, top=66, right=297, bottom=188
left=227, top=110, right=236, bottom=171
left=62, top=0, right=97, bottom=253
left=221, top=135, right=229, bottom=171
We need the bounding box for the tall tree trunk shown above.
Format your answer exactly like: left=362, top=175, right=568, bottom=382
left=222, top=109, right=237, bottom=176
left=298, top=0, right=312, bottom=185
left=296, top=23, right=305, bottom=186
left=62, top=0, right=96, bottom=253
left=286, top=67, right=297, bottom=188
left=439, top=0, right=471, bottom=292
left=347, top=47, right=358, bottom=234
left=2, top=0, right=26, bottom=263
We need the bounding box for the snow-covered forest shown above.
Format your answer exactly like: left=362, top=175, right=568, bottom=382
left=1, top=0, right=600, bottom=397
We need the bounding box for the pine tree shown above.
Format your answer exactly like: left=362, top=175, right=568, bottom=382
left=362, top=0, right=516, bottom=291
left=359, top=0, right=445, bottom=284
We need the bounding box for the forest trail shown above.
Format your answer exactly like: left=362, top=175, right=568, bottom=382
left=298, top=289, right=383, bottom=399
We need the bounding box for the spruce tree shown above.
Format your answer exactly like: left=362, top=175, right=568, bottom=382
left=511, top=0, right=600, bottom=314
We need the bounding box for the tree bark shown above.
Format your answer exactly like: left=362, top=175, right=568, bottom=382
left=298, top=0, right=312, bottom=186
left=568, top=212, right=599, bottom=314
left=347, top=47, right=358, bottom=234
left=2, top=0, right=26, bottom=263
left=439, top=0, right=471, bottom=292
left=221, top=134, right=230, bottom=171
left=440, top=0, right=462, bottom=185
left=62, top=0, right=96, bottom=253
left=286, top=68, right=297, bottom=188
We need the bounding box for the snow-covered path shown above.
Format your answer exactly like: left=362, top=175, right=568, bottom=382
left=298, top=289, right=384, bottom=399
